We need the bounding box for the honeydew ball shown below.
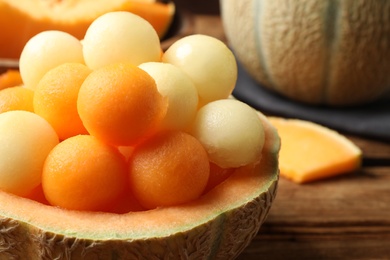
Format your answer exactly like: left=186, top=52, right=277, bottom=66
left=139, top=62, right=198, bottom=130
left=19, top=30, right=84, bottom=90
left=190, top=99, right=265, bottom=168
left=162, top=34, right=237, bottom=106
left=0, top=111, right=59, bottom=196
left=83, top=11, right=161, bottom=69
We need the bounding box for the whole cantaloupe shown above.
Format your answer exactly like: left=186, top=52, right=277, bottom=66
left=220, top=0, right=390, bottom=106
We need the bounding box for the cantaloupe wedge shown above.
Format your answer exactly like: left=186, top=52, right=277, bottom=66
left=268, top=117, right=362, bottom=184
left=0, top=0, right=175, bottom=59
left=0, top=114, right=280, bottom=259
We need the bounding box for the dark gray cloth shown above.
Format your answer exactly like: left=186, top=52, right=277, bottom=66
left=233, top=61, right=390, bottom=141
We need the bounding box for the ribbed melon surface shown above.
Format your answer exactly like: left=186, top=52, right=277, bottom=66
left=221, top=0, right=390, bottom=106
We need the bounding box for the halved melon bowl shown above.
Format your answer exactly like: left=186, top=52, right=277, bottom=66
left=0, top=113, right=279, bottom=259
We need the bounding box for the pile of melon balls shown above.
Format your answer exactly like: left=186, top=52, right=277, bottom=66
left=0, top=11, right=265, bottom=212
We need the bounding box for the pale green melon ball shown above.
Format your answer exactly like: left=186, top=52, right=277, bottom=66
left=190, top=99, right=265, bottom=168
left=162, top=34, right=237, bottom=106
left=83, top=11, right=161, bottom=69
left=0, top=111, right=59, bottom=196
left=19, top=30, right=84, bottom=90
left=139, top=62, right=199, bottom=130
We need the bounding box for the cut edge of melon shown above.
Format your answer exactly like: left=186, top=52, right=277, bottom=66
left=1, top=0, right=167, bottom=20
left=0, top=112, right=280, bottom=241
left=0, top=0, right=176, bottom=58
left=268, top=116, right=362, bottom=184
left=282, top=155, right=361, bottom=184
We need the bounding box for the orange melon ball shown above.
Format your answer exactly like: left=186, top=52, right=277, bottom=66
left=128, top=131, right=210, bottom=209
left=19, top=30, right=84, bottom=89
left=77, top=63, right=167, bottom=146
left=0, top=70, right=23, bottom=91
left=0, top=86, right=34, bottom=113
left=107, top=188, right=146, bottom=214
left=42, top=135, right=128, bottom=212
left=24, top=184, right=50, bottom=205
left=204, top=163, right=235, bottom=193
left=34, top=63, right=91, bottom=140
left=82, top=11, right=161, bottom=69
left=0, top=111, right=59, bottom=197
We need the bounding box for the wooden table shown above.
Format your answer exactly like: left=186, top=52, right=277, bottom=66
left=173, top=2, right=390, bottom=259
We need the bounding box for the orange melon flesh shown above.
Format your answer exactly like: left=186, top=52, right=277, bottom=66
left=0, top=113, right=279, bottom=258
left=268, top=117, right=362, bottom=184
left=0, top=70, right=23, bottom=90
left=0, top=0, right=175, bottom=59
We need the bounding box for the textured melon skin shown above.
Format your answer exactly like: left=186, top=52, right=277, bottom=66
left=221, top=0, right=390, bottom=106
left=0, top=114, right=279, bottom=260
left=0, top=184, right=277, bottom=259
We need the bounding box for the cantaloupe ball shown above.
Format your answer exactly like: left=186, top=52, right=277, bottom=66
left=0, top=111, right=59, bottom=197
left=128, top=130, right=210, bottom=209
left=162, top=34, right=237, bottom=106
left=83, top=11, right=161, bottom=69
left=77, top=63, right=167, bottom=146
left=34, top=63, right=91, bottom=140
left=139, top=62, right=198, bottom=130
left=42, top=135, right=128, bottom=212
left=19, top=30, right=84, bottom=90
left=0, top=86, right=34, bottom=113
left=190, top=99, right=265, bottom=168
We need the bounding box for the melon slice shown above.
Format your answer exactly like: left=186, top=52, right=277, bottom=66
left=0, top=113, right=280, bottom=259
left=0, top=0, right=175, bottom=59
left=268, top=117, right=362, bottom=184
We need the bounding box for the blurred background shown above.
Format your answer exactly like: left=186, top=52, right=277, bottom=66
left=174, top=0, right=220, bottom=14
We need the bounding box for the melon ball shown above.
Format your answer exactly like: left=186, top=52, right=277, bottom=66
left=162, top=34, right=237, bottom=106
left=139, top=62, right=199, bottom=130
left=128, top=131, right=210, bottom=209
left=83, top=11, right=161, bottom=69
left=0, top=111, right=59, bottom=196
left=19, top=30, right=84, bottom=90
left=190, top=99, right=265, bottom=168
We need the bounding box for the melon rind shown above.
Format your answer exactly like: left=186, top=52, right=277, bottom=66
left=221, top=0, right=390, bottom=106
left=0, top=114, right=279, bottom=259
